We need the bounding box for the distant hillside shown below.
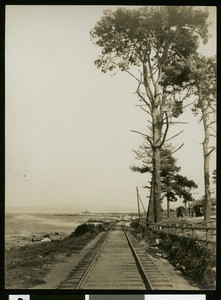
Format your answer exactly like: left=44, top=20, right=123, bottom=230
left=5, top=204, right=138, bottom=214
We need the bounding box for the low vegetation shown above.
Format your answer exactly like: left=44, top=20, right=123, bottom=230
left=73, top=223, right=105, bottom=236
left=130, top=219, right=216, bottom=289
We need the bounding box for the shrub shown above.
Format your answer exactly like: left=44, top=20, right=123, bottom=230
left=73, top=223, right=104, bottom=236
left=130, top=219, right=141, bottom=229
left=157, top=233, right=215, bottom=289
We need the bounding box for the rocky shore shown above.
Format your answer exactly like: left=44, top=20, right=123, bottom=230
left=5, top=231, right=68, bottom=252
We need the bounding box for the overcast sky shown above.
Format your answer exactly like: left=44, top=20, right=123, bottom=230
left=5, top=5, right=216, bottom=213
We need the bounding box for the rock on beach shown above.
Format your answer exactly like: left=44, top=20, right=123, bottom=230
left=32, top=232, right=65, bottom=243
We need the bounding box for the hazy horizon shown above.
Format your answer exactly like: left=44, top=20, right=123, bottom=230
left=5, top=204, right=140, bottom=214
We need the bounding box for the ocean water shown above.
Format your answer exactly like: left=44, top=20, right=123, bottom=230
left=5, top=213, right=91, bottom=248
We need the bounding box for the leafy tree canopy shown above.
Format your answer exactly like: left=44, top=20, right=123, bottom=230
left=173, top=174, right=198, bottom=203
left=130, top=143, right=180, bottom=176
left=187, top=55, right=216, bottom=114
left=91, top=6, right=209, bottom=88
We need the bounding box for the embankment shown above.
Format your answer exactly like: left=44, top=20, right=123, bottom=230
left=130, top=220, right=216, bottom=290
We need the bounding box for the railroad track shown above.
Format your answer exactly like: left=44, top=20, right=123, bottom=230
left=58, top=224, right=172, bottom=290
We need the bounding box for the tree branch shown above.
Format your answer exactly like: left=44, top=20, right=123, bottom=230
left=165, top=121, right=189, bottom=125
left=142, top=61, right=154, bottom=101
left=182, top=97, right=198, bottom=110
left=111, top=59, right=141, bottom=83
left=165, top=130, right=184, bottom=142
left=137, top=105, right=152, bottom=119
left=204, top=110, right=216, bottom=117
left=122, top=67, right=141, bottom=83
left=206, top=120, right=216, bottom=128
left=209, top=127, right=216, bottom=134
left=205, top=147, right=216, bottom=157
left=131, top=130, right=153, bottom=147
left=140, top=146, right=152, bottom=156
left=171, top=143, right=184, bottom=155
left=135, top=79, right=152, bottom=110
left=159, top=111, right=169, bottom=148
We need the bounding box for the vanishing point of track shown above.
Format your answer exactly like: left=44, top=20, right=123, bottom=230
left=58, top=224, right=172, bottom=290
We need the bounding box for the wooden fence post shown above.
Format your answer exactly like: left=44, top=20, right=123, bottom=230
left=191, top=223, right=195, bottom=239
left=183, top=223, right=186, bottom=237
left=176, top=223, right=179, bottom=235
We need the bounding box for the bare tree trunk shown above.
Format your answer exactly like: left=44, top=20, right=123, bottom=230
left=201, top=97, right=211, bottom=221
left=146, top=176, right=154, bottom=223
left=192, top=199, right=195, bottom=217
left=136, top=187, right=141, bottom=220
left=203, top=141, right=211, bottom=221
left=184, top=201, right=187, bottom=216
left=153, top=146, right=162, bottom=223
left=141, top=61, right=164, bottom=224
left=151, top=106, right=163, bottom=223
left=188, top=202, right=191, bottom=216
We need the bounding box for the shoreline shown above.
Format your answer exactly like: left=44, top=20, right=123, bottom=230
left=5, top=213, right=91, bottom=251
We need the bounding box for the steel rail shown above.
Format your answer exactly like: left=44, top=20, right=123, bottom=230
left=122, top=226, right=153, bottom=290
left=75, top=228, right=112, bottom=289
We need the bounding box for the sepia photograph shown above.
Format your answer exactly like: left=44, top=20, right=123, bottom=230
left=5, top=5, right=216, bottom=291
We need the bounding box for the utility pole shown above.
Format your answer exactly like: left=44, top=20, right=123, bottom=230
left=136, top=187, right=141, bottom=219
